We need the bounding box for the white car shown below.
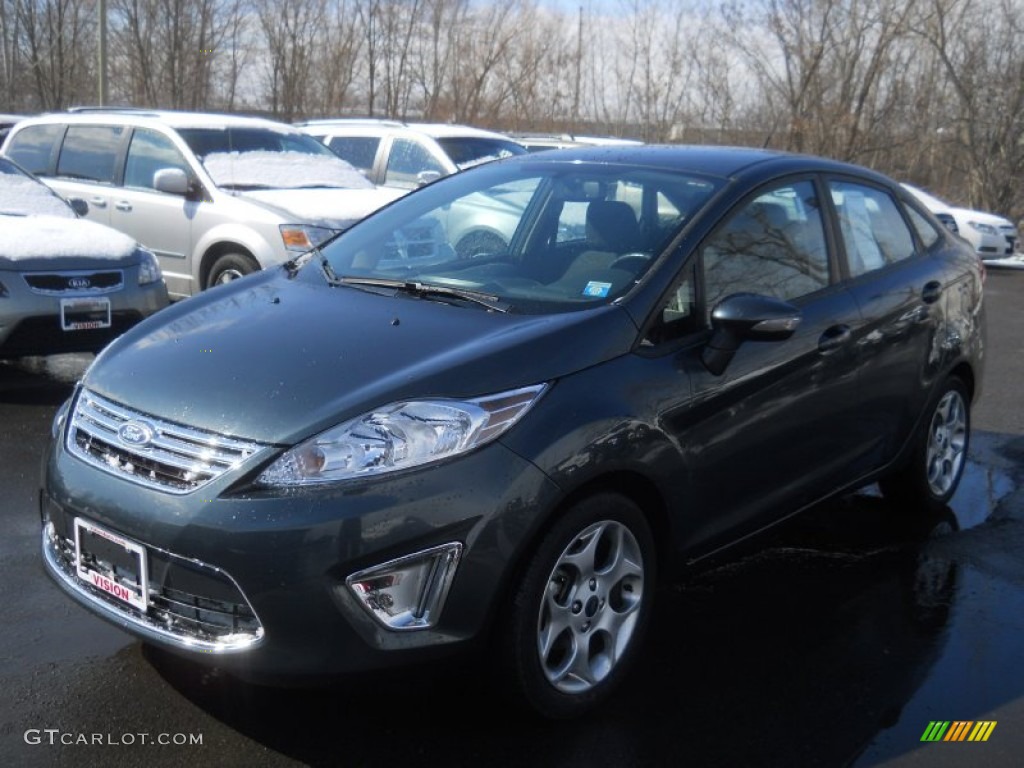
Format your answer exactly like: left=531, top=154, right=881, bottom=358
left=902, top=183, right=1018, bottom=261
left=297, top=119, right=526, bottom=191
left=3, top=110, right=402, bottom=298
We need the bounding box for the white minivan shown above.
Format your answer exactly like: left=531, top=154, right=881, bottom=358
left=2, top=109, right=402, bottom=298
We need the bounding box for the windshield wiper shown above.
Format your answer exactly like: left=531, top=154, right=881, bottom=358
left=337, top=276, right=510, bottom=313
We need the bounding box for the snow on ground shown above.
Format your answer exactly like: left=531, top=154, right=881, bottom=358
left=984, top=254, right=1024, bottom=270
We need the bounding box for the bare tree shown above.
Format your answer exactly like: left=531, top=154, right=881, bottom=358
left=258, top=0, right=326, bottom=120
left=911, top=0, right=1024, bottom=216
left=12, top=0, right=94, bottom=110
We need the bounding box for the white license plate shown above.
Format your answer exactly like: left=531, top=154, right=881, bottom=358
left=73, top=518, right=148, bottom=611
left=61, top=297, right=111, bottom=331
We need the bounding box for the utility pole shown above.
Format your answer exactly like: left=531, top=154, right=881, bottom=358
left=98, top=0, right=108, bottom=105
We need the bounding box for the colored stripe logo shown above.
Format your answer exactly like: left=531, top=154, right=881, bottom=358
left=920, top=721, right=997, bottom=742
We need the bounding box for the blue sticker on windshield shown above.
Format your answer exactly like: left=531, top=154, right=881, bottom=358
left=583, top=281, right=612, bottom=298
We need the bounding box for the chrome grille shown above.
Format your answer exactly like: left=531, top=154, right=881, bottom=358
left=24, top=269, right=123, bottom=295
left=67, top=389, right=268, bottom=494
left=46, top=524, right=263, bottom=649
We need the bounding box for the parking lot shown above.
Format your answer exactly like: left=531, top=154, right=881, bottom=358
left=0, top=268, right=1022, bottom=767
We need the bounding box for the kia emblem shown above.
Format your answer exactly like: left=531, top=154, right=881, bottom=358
left=69, top=276, right=91, bottom=290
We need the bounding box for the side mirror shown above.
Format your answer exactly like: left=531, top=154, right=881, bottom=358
left=153, top=168, right=190, bottom=196
left=67, top=198, right=89, bottom=217
left=416, top=170, right=442, bottom=187
left=701, top=293, right=802, bottom=375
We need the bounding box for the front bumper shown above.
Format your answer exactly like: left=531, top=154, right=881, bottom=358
left=0, top=267, right=168, bottom=357
left=41, top=428, right=559, bottom=680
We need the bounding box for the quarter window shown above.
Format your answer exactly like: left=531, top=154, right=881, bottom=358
left=328, top=136, right=380, bottom=174
left=829, top=181, right=917, bottom=276
left=904, top=204, right=943, bottom=249
left=124, top=129, right=189, bottom=190
left=702, top=180, right=829, bottom=311
left=56, top=125, right=125, bottom=184
left=5, top=123, right=63, bottom=175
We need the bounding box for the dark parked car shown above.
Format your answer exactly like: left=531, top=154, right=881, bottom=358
left=41, top=146, right=984, bottom=718
left=0, top=156, right=169, bottom=357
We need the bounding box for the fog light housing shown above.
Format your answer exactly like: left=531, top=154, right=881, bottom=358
left=346, top=543, right=462, bottom=630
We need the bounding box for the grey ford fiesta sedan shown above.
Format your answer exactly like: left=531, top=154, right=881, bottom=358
left=40, top=145, right=984, bottom=718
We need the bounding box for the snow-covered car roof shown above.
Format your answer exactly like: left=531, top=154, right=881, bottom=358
left=24, top=108, right=301, bottom=134
left=298, top=118, right=515, bottom=142
left=0, top=171, right=75, bottom=218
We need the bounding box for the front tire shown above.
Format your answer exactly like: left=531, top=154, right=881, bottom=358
left=880, top=376, right=970, bottom=513
left=206, top=252, right=259, bottom=289
left=500, top=493, right=655, bottom=719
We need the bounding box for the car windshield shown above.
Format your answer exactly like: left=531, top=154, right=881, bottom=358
left=437, top=137, right=527, bottom=170
left=320, top=159, right=722, bottom=314
left=178, top=127, right=371, bottom=191
left=0, top=157, right=74, bottom=218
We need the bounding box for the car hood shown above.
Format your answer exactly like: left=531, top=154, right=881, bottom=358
left=0, top=214, right=140, bottom=270
left=83, top=266, right=638, bottom=444
left=238, top=187, right=403, bottom=229
left=951, top=207, right=1014, bottom=228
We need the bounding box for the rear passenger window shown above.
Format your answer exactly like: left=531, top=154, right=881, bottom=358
left=702, top=180, right=829, bottom=310
left=124, top=129, right=189, bottom=190
left=57, top=125, right=125, bottom=184
left=904, top=205, right=942, bottom=249
left=328, top=136, right=380, bottom=174
left=5, top=123, right=64, bottom=175
left=829, top=181, right=917, bottom=276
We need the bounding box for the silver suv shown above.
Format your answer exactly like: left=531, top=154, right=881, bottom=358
left=2, top=110, right=401, bottom=298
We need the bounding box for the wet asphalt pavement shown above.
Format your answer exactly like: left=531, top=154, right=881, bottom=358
left=1, top=270, right=1023, bottom=767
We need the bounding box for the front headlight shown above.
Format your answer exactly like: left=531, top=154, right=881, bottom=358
left=257, top=383, right=547, bottom=486
left=51, top=397, right=72, bottom=439
left=968, top=220, right=997, bottom=235
left=137, top=248, right=162, bottom=285
left=280, top=224, right=341, bottom=253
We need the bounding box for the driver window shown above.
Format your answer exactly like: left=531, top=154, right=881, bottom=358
left=124, top=129, right=190, bottom=191
left=702, top=180, right=829, bottom=314
left=385, top=139, right=446, bottom=190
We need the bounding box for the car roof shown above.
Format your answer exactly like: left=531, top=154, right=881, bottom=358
left=15, top=108, right=302, bottom=133
left=498, top=143, right=895, bottom=183
left=298, top=119, right=515, bottom=141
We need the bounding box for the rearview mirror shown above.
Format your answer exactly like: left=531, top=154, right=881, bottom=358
left=701, top=293, right=802, bottom=375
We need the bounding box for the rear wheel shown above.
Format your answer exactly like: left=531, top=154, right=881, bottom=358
left=455, top=231, right=506, bottom=259
left=499, top=493, right=655, bottom=718
left=880, top=376, right=970, bottom=513
left=206, top=252, right=259, bottom=289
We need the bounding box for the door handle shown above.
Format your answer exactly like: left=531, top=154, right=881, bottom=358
left=818, top=324, right=852, bottom=353
left=89, top=197, right=107, bottom=209
left=114, top=201, right=132, bottom=212
left=921, top=280, right=942, bottom=304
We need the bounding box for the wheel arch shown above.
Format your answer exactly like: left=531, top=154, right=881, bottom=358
left=200, top=242, right=258, bottom=289
left=493, top=470, right=672, bottom=628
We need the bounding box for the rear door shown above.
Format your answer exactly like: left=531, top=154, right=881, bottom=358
left=48, top=124, right=131, bottom=225
left=825, top=178, right=959, bottom=466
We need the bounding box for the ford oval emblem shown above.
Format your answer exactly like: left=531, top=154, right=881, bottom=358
left=118, top=421, right=155, bottom=448
left=69, top=277, right=91, bottom=290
